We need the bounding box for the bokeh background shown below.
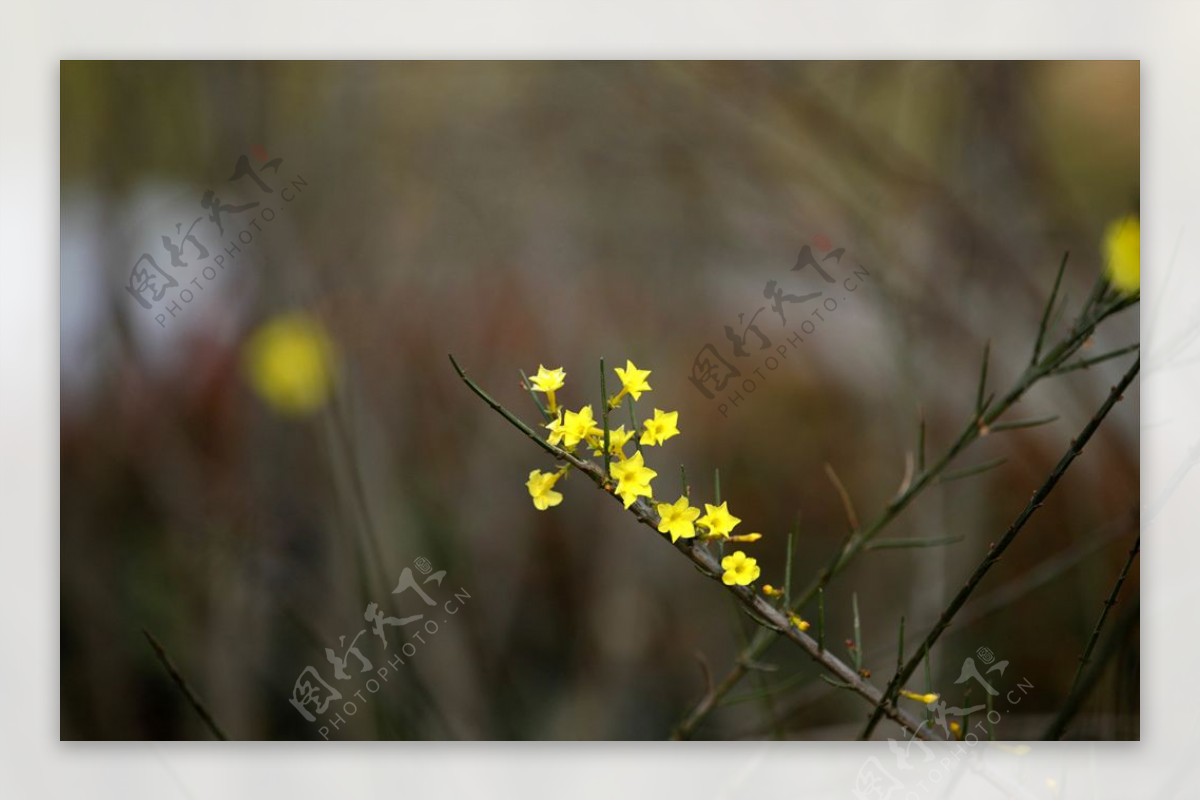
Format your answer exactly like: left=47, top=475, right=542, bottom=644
left=60, top=61, right=1139, bottom=740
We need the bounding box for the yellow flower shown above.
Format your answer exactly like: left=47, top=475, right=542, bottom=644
left=721, top=550, right=761, bottom=586
left=529, top=365, right=566, bottom=412
left=560, top=405, right=602, bottom=449
left=900, top=690, right=940, bottom=705
left=610, top=359, right=652, bottom=407
left=526, top=468, right=566, bottom=511
left=611, top=450, right=657, bottom=508
left=1103, top=215, right=1139, bottom=294
left=787, top=611, right=810, bottom=631
left=529, top=365, right=566, bottom=393
left=591, top=424, right=635, bottom=457
left=761, top=584, right=784, bottom=598
left=698, top=501, right=741, bottom=539
left=640, top=408, right=680, bottom=446
left=243, top=312, right=336, bottom=417
left=728, top=532, right=762, bottom=543
left=656, top=495, right=701, bottom=543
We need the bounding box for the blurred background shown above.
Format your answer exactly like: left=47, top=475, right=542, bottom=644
left=60, top=61, right=1139, bottom=740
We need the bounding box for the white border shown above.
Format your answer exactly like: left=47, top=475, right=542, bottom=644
left=4, top=1, right=1199, bottom=797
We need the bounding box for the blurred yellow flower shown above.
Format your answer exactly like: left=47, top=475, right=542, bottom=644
left=526, top=468, right=566, bottom=511
left=1103, top=214, right=1139, bottom=293
left=721, top=550, right=760, bottom=586
left=640, top=408, right=680, bottom=446
left=243, top=313, right=336, bottom=417
left=656, top=495, right=701, bottom=542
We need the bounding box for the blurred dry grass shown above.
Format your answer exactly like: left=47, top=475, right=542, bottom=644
left=60, top=61, right=1139, bottom=740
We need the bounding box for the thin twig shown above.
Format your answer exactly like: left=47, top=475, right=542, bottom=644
left=824, top=463, right=860, bottom=532
left=519, top=369, right=552, bottom=422
left=600, top=357, right=612, bottom=478
left=851, top=592, right=863, bottom=673
left=1042, top=597, right=1139, bottom=740
left=142, top=629, right=229, bottom=741
left=1051, top=344, right=1140, bottom=376
left=975, top=341, right=991, bottom=414
left=1068, top=534, right=1140, bottom=696
left=988, top=415, right=1059, bottom=433
left=817, top=587, right=825, bottom=652
left=937, top=457, right=1007, bottom=484
left=1032, top=252, right=1069, bottom=365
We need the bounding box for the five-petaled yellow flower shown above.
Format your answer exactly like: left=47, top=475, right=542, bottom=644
left=529, top=365, right=566, bottom=412
left=721, top=550, right=761, bottom=586
left=698, top=501, right=741, bottom=539
left=656, top=495, right=701, bottom=543
left=1103, top=215, right=1139, bottom=294
left=526, top=468, right=566, bottom=511
left=560, top=405, right=603, bottom=449
left=592, top=424, right=635, bottom=457
left=640, top=408, right=680, bottom=446
left=610, top=450, right=657, bottom=508
left=610, top=359, right=652, bottom=407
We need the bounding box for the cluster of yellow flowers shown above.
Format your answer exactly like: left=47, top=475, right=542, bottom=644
left=523, top=359, right=762, bottom=587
